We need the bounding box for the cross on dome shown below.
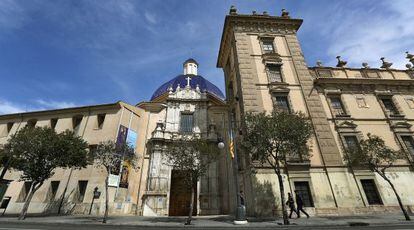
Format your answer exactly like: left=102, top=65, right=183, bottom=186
left=186, top=75, right=191, bottom=87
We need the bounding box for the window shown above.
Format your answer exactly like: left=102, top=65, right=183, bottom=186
left=1, top=122, right=13, bottom=136
left=401, top=136, right=414, bottom=155
left=72, top=115, right=83, bottom=132
left=180, top=113, right=194, bottom=133
left=48, top=181, right=60, bottom=201
left=50, top=118, right=58, bottom=130
left=266, top=64, right=282, bottom=83
left=76, top=180, right=88, bottom=203
left=356, top=97, right=368, bottom=108
left=97, top=114, right=106, bottom=129
left=361, top=179, right=382, bottom=205
left=26, top=119, right=37, bottom=128
left=274, top=95, right=290, bottom=113
left=380, top=98, right=399, bottom=116
left=294, top=181, right=314, bottom=207
left=262, top=40, right=274, bottom=54
left=7, top=122, right=14, bottom=133
left=17, top=182, right=32, bottom=202
left=330, top=97, right=347, bottom=116
left=227, top=82, right=234, bottom=101
left=344, top=135, right=360, bottom=151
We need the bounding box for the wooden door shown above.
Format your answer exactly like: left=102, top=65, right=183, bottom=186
left=169, top=170, right=197, bottom=216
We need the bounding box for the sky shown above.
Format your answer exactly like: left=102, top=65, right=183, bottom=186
left=0, top=0, right=413, bottom=114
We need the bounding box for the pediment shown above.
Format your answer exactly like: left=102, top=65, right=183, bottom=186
left=390, top=121, right=412, bottom=129
left=269, top=82, right=290, bottom=93
left=336, top=121, right=357, bottom=129
left=262, top=52, right=283, bottom=64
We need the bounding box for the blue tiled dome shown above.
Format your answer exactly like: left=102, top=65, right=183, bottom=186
left=151, top=75, right=225, bottom=101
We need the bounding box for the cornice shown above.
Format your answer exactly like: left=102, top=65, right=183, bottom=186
left=217, top=14, right=303, bottom=68
left=314, top=78, right=414, bottom=94
left=0, top=101, right=122, bottom=121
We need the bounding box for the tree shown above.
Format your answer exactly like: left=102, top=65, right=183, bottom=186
left=0, top=142, right=21, bottom=182
left=91, top=140, right=138, bottom=223
left=163, top=137, right=220, bottom=225
left=242, top=111, right=312, bottom=225
left=345, top=133, right=411, bottom=221
left=4, top=126, right=89, bottom=220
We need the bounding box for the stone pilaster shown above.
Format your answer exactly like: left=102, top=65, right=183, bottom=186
left=234, top=33, right=264, bottom=113
left=285, top=34, right=343, bottom=166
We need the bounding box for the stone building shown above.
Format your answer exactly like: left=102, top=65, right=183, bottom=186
left=217, top=7, right=414, bottom=216
left=1, top=7, right=414, bottom=217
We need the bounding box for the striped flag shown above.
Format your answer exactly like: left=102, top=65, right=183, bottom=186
left=229, top=128, right=235, bottom=159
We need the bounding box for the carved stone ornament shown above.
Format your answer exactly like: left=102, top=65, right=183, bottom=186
left=391, top=121, right=412, bottom=129
left=262, top=52, right=283, bottom=65
left=335, top=121, right=357, bottom=131
left=336, top=56, right=347, bottom=68
left=380, top=57, right=393, bottom=69
left=406, top=51, right=414, bottom=65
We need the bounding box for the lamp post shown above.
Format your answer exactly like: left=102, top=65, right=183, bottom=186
left=89, top=187, right=101, bottom=215
left=229, top=112, right=247, bottom=225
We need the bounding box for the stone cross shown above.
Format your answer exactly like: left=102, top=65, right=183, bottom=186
left=186, top=75, right=191, bottom=87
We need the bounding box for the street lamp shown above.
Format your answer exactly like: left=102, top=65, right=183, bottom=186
left=217, top=137, right=225, bottom=149
left=89, top=187, right=101, bottom=215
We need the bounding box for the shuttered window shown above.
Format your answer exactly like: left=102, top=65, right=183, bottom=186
left=380, top=98, right=399, bottom=115
left=344, top=136, right=359, bottom=151
left=262, top=41, right=274, bottom=54
left=266, top=65, right=282, bottom=83
left=274, top=96, right=290, bottom=113
left=361, top=179, right=382, bottom=205
left=401, top=136, right=414, bottom=155
left=330, top=97, right=346, bottom=116
left=294, top=181, right=314, bottom=207
left=180, top=113, right=194, bottom=133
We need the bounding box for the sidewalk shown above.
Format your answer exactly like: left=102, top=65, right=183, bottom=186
left=0, top=214, right=413, bottom=228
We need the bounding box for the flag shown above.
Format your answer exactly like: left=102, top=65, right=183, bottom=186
left=229, top=128, right=235, bottom=159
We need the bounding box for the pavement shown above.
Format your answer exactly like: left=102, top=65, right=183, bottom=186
left=0, top=213, right=413, bottom=229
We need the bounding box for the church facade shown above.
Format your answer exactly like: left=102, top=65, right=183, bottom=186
left=1, top=7, right=414, bottom=217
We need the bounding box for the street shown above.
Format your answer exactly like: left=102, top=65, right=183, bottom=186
left=1, top=222, right=414, bottom=230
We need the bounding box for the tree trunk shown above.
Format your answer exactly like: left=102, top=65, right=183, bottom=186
left=18, top=182, right=41, bottom=220
left=103, top=176, right=109, bottom=223
left=185, top=184, right=195, bottom=225
left=381, top=173, right=411, bottom=221
left=276, top=172, right=289, bottom=225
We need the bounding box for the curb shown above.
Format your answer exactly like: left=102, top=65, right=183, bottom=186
left=0, top=219, right=412, bottom=228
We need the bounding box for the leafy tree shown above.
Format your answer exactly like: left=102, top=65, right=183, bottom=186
left=163, top=137, right=220, bottom=225
left=345, top=133, right=411, bottom=221
left=0, top=145, right=8, bottom=181
left=4, top=126, right=89, bottom=220
left=1, top=143, right=21, bottom=182
left=242, top=111, right=312, bottom=225
left=91, top=140, right=138, bottom=223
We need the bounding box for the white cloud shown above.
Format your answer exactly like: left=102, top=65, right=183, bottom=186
left=310, top=1, right=414, bottom=68
left=0, top=0, right=27, bottom=31
left=35, top=99, right=77, bottom=109
left=0, top=99, right=25, bottom=114
left=144, top=11, right=157, bottom=24
left=0, top=98, right=79, bottom=115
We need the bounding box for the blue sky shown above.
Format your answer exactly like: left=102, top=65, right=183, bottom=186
left=0, top=0, right=413, bottom=114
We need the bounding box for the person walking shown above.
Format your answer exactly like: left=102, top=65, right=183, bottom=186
left=286, top=192, right=298, bottom=218
left=295, top=190, right=309, bottom=218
